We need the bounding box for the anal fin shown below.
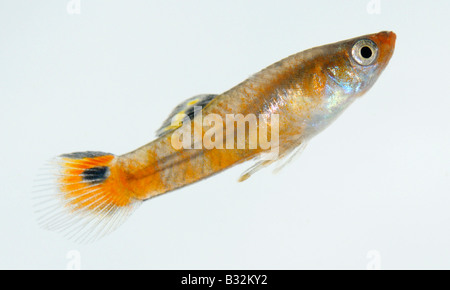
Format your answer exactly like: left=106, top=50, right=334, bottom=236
left=238, top=140, right=308, bottom=182
left=272, top=141, right=307, bottom=174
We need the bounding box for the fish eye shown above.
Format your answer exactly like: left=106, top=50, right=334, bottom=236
left=351, top=39, right=378, bottom=66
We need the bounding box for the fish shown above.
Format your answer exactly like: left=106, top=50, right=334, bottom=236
left=35, top=31, right=396, bottom=242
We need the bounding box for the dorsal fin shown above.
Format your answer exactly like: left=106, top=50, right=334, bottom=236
left=156, top=94, right=218, bottom=137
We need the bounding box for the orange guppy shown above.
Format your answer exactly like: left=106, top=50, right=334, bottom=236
left=36, top=31, right=396, bottom=241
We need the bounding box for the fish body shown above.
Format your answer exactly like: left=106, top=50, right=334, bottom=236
left=36, top=31, right=396, bottom=241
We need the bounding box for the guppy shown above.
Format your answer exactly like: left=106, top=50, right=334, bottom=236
left=36, top=31, right=396, bottom=241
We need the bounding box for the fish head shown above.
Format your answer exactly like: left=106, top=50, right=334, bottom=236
left=324, top=31, right=396, bottom=97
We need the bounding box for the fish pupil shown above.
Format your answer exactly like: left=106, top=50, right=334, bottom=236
left=360, top=46, right=372, bottom=59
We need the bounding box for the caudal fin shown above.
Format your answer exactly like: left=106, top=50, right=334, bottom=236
left=34, top=151, right=141, bottom=243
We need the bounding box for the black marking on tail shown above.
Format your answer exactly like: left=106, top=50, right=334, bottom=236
left=82, top=166, right=109, bottom=184
left=60, top=151, right=112, bottom=159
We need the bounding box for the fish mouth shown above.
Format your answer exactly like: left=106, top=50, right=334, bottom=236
left=373, top=31, right=396, bottom=49
left=369, top=31, right=396, bottom=66
left=384, top=31, right=396, bottom=47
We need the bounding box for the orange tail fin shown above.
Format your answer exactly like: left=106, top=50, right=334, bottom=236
left=34, top=151, right=141, bottom=243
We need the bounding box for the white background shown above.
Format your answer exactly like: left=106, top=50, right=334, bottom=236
left=1, top=0, right=449, bottom=269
